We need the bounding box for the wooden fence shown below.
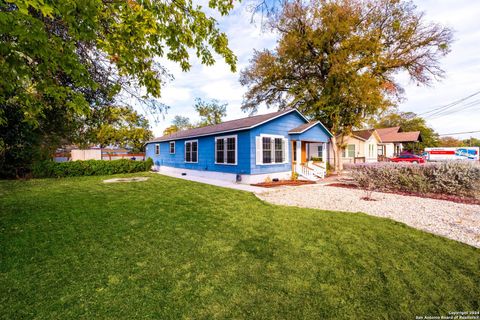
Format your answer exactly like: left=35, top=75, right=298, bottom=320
left=53, top=151, right=146, bottom=162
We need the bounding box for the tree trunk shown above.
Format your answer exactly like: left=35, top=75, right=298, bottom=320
left=330, top=135, right=344, bottom=173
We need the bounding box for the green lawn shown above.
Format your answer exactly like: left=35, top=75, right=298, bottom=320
left=0, top=173, right=478, bottom=319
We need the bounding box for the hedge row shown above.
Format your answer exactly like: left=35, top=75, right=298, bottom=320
left=32, top=158, right=154, bottom=178
left=350, top=161, right=480, bottom=199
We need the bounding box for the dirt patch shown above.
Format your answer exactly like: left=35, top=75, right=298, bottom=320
left=252, top=180, right=316, bottom=188
left=326, top=183, right=480, bottom=205
left=103, top=177, right=149, bottom=183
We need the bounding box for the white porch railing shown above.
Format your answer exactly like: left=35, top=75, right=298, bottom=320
left=299, top=164, right=320, bottom=181
left=307, top=161, right=326, bottom=179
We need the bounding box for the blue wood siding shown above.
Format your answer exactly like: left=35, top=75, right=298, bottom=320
left=146, top=110, right=332, bottom=176
left=289, top=123, right=331, bottom=142
left=248, top=111, right=306, bottom=175
left=145, top=130, right=251, bottom=174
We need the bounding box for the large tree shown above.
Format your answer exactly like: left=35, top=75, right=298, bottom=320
left=463, top=137, right=480, bottom=147
left=240, top=0, right=452, bottom=171
left=162, top=99, right=228, bottom=135
left=0, top=0, right=237, bottom=175
left=438, top=136, right=465, bottom=148
left=194, top=98, right=227, bottom=127
left=79, top=106, right=153, bottom=152
left=373, top=111, right=439, bottom=152
left=162, top=115, right=193, bottom=135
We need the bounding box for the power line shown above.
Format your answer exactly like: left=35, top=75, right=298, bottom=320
left=427, top=99, right=480, bottom=120
left=418, top=89, right=480, bottom=117
left=438, top=130, right=480, bottom=136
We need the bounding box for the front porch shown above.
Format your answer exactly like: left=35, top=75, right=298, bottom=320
left=287, top=121, right=332, bottom=181
left=291, top=140, right=328, bottom=181
left=377, top=143, right=404, bottom=161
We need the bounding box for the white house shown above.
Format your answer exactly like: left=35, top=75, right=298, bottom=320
left=328, top=127, right=422, bottom=164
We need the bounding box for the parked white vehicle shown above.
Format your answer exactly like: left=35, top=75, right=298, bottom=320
left=424, top=147, right=479, bottom=161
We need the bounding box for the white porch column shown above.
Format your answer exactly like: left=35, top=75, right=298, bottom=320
left=323, top=142, right=327, bottom=163
left=296, top=140, right=302, bottom=173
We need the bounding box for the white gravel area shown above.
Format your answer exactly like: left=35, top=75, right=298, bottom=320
left=256, top=184, right=480, bottom=248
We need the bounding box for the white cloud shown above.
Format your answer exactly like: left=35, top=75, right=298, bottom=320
left=160, top=86, right=192, bottom=106
left=397, top=0, right=480, bottom=139
left=144, top=0, right=480, bottom=139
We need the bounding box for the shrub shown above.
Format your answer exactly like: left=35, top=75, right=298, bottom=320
left=144, top=157, right=154, bottom=171
left=350, top=162, right=480, bottom=199
left=291, top=172, right=299, bottom=181
left=32, top=159, right=152, bottom=178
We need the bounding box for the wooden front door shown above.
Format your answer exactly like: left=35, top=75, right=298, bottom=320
left=301, top=141, right=307, bottom=163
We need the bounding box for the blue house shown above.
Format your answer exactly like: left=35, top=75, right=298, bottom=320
left=145, top=109, right=332, bottom=184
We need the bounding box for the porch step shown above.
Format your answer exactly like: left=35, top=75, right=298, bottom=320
left=298, top=165, right=322, bottom=181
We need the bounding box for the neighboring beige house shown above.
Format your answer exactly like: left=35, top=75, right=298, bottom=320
left=327, top=129, right=382, bottom=164
left=376, top=127, right=421, bottom=158
left=328, top=127, right=421, bottom=164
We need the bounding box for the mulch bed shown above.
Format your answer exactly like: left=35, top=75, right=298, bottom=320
left=252, top=180, right=316, bottom=188
left=326, top=183, right=480, bottom=205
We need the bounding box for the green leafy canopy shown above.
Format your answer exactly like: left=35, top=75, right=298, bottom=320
left=1, top=0, right=238, bottom=125
left=0, top=0, right=238, bottom=177
left=240, top=0, right=453, bottom=169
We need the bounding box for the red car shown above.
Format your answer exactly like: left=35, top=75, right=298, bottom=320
left=389, top=154, right=425, bottom=164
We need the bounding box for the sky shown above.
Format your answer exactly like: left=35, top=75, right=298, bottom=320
left=142, top=0, right=480, bottom=140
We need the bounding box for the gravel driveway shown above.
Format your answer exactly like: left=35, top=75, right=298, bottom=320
left=256, top=185, right=480, bottom=248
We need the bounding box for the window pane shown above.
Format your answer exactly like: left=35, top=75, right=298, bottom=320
left=227, top=150, right=235, bottom=163
left=377, top=145, right=383, bottom=155
left=348, top=145, right=355, bottom=158
left=185, top=142, right=191, bottom=162
left=262, top=137, right=271, bottom=163
left=274, top=138, right=283, bottom=163
left=192, top=142, right=197, bottom=162
left=170, top=142, right=174, bottom=153
left=216, top=139, right=224, bottom=163
left=226, top=137, right=236, bottom=164
left=317, top=145, right=323, bottom=160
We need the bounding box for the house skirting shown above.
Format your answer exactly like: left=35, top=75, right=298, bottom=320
left=155, top=165, right=291, bottom=184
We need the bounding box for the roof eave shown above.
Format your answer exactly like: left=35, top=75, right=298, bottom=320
left=288, top=121, right=320, bottom=134
left=147, top=109, right=302, bottom=143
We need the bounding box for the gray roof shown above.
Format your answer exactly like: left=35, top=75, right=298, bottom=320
left=149, top=109, right=300, bottom=142
left=288, top=121, right=320, bottom=134
left=351, top=129, right=375, bottom=141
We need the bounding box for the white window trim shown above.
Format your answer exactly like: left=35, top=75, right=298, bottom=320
left=184, top=140, right=198, bottom=163
left=256, top=134, right=289, bottom=165
left=260, top=133, right=285, bottom=139
left=169, top=141, right=175, bottom=154
left=154, top=143, right=160, bottom=155
left=343, top=144, right=355, bottom=158
left=317, top=145, right=323, bottom=161
left=214, top=135, right=237, bottom=165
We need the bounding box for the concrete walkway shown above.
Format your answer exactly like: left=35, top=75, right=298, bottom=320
left=154, top=171, right=269, bottom=193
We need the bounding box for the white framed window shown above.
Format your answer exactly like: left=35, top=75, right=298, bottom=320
left=317, top=145, right=323, bottom=161
left=342, top=144, right=355, bottom=158
left=377, top=145, right=384, bottom=156
left=369, top=144, right=374, bottom=157
left=155, top=144, right=160, bottom=155
left=169, top=141, right=175, bottom=154
left=255, top=134, right=289, bottom=165
left=215, top=135, right=237, bottom=165
left=184, top=140, right=198, bottom=163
